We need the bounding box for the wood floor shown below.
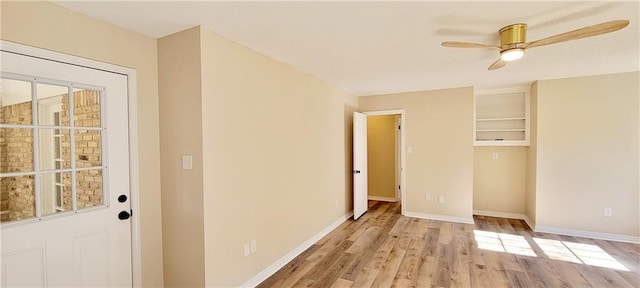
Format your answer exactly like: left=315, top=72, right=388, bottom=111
left=257, top=201, right=640, bottom=288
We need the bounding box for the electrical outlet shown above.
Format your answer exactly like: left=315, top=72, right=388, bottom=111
left=243, top=243, right=250, bottom=258
left=250, top=240, right=257, bottom=254
left=438, top=196, right=445, bottom=203
left=425, top=194, right=431, bottom=201
left=604, top=208, right=613, bottom=217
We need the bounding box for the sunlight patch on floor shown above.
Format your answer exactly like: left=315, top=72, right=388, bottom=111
left=534, top=238, right=629, bottom=271
left=473, top=230, right=537, bottom=257
left=473, top=230, right=630, bottom=271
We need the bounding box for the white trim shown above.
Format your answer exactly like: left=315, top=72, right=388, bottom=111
left=127, top=72, right=143, bottom=288
left=535, top=225, right=640, bottom=244
left=394, top=115, right=401, bottom=203
left=405, top=211, right=475, bottom=225
left=241, top=211, right=354, bottom=288
left=522, top=215, right=535, bottom=231
left=472, top=210, right=535, bottom=230
left=362, top=110, right=406, bottom=216
left=1, top=40, right=143, bottom=287
left=367, top=196, right=398, bottom=202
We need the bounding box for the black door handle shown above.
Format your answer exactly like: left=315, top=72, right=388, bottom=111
left=118, top=210, right=131, bottom=220
left=353, top=170, right=361, bottom=174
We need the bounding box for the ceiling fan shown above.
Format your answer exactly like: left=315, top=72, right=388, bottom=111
left=441, top=20, right=629, bottom=70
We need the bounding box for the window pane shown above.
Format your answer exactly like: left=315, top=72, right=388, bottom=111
left=76, top=169, right=103, bottom=209
left=0, top=175, right=36, bottom=223
left=41, top=172, right=71, bottom=216
left=0, top=128, right=34, bottom=173
left=0, top=78, right=33, bottom=125
left=72, top=89, right=101, bottom=128
left=38, top=128, right=71, bottom=171
left=75, top=129, right=101, bottom=168
left=37, top=83, right=68, bottom=126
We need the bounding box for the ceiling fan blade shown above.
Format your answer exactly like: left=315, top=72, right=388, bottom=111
left=526, top=20, right=629, bottom=49
left=441, top=41, right=500, bottom=49
left=488, top=58, right=506, bottom=70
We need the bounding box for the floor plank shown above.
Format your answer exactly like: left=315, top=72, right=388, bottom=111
left=258, top=201, right=640, bottom=288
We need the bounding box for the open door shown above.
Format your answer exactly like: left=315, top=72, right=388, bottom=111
left=353, top=112, right=368, bottom=220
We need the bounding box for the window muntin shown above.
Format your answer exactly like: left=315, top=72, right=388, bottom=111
left=0, top=74, right=107, bottom=224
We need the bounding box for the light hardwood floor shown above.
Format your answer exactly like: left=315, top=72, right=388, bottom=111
left=258, top=201, right=640, bottom=288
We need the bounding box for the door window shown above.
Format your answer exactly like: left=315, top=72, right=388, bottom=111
left=0, top=75, right=106, bottom=223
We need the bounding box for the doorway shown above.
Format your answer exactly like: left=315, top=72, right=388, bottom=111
left=366, top=114, right=401, bottom=203
left=353, top=110, right=406, bottom=219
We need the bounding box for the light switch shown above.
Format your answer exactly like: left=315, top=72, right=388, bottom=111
left=408, top=147, right=413, bottom=154
left=492, top=152, right=499, bottom=160
left=182, top=154, right=193, bottom=170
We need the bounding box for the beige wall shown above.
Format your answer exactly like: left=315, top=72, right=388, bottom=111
left=153, top=26, right=356, bottom=286
left=473, top=146, right=526, bottom=214
left=526, top=82, right=538, bottom=225
left=536, top=72, right=639, bottom=236
left=359, top=87, right=474, bottom=219
left=367, top=115, right=397, bottom=199
left=0, top=1, right=164, bottom=286
left=157, top=27, right=205, bottom=287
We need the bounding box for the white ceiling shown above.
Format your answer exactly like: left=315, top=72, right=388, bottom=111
left=53, top=1, right=639, bottom=96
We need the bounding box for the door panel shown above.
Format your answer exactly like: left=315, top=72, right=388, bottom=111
left=1, top=50, right=132, bottom=286
left=353, top=112, right=368, bottom=220
left=2, top=247, right=45, bottom=287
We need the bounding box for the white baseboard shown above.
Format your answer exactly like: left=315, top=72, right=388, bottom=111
left=473, top=209, right=535, bottom=230
left=473, top=209, right=525, bottom=220
left=367, top=196, right=398, bottom=202
left=240, top=211, right=354, bottom=288
left=470, top=210, right=638, bottom=244
left=522, top=215, right=535, bottom=231
left=535, top=225, right=640, bottom=244
left=404, top=211, right=474, bottom=224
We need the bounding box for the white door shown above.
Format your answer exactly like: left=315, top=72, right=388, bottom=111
left=353, top=112, right=368, bottom=220
left=1, top=49, right=132, bottom=286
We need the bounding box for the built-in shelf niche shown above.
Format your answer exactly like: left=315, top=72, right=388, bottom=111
left=475, top=86, right=530, bottom=146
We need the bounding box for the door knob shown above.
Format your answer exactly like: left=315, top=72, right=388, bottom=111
left=352, top=170, right=361, bottom=174
left=118, top=210, right=131, bottom=220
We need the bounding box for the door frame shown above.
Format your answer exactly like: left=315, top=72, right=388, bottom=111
left=363, top=110, right=406, bottom=216
left=1, top=40, right=142, bottom=286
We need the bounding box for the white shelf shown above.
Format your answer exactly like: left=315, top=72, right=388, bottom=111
left=476, top=117, right=525, bottom=122
left=474, top=86, right=530, bottom=146
left=476, top=129, right=525, bottom=132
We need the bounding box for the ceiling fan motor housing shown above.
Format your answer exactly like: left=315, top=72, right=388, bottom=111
left=499, top=23, right=527, bottom=50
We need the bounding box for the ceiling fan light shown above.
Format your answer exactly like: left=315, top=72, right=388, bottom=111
left=501, top=48, right=524, bottom=61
